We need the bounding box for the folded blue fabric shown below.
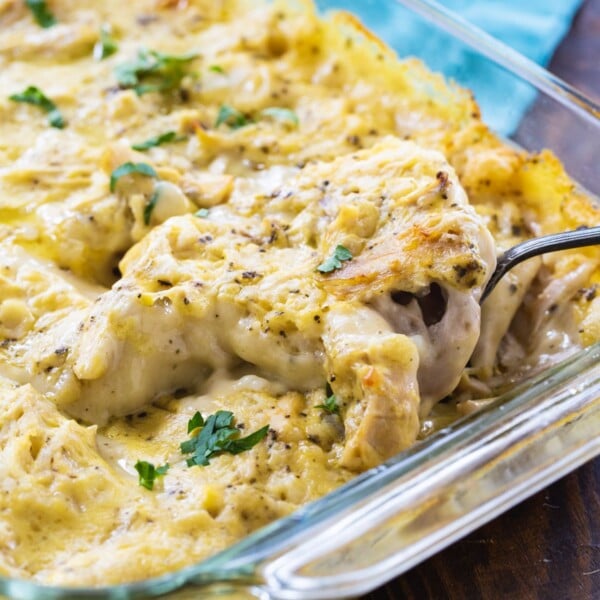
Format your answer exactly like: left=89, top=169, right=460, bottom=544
left=321, top=0, right=583, bottom=134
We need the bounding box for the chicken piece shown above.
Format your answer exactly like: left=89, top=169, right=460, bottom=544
left=0, top=130, right=136, bottom=285
left=45, top=139, right=493, bottom=470
left=0, top=376, right=129, bottom=582
left=0, top=238, right=106, bottom=395
left=67, top=219, right=328, bottom=422
left=471, top=258, right=541, bottom=378
left=322, top=304, right=420, bottom=469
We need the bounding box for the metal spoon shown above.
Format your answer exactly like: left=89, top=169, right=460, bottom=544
left=480, top=225, right=600, bottom=303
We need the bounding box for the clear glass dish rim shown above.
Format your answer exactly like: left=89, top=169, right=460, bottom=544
left=2, top=0, right=599, bottom=597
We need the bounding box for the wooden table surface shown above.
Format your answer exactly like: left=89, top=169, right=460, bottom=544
left=368, top=1, right=600, bottom=598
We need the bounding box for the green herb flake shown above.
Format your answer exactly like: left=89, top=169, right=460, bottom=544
left=109, top=162, right=157, bottom=193
left=317, top=245, right=353, bottom=273
left=194, top=208, right=209, bottom=218
left=134, top=460, right=169, bottom=490
left=316, top=394, right=339, bottom=414
left=115, top=48, right=198, bottom=96
left=187, top=411, right=205, bottom=433
left=209, top=65, right=225, bottom=74
left=25, top=0, right=56, bottom=28
left=9, top=86, right=64, bottom=128
left=94, top=25, right=118, bottom=61
left=180, top=410, right=269, bottom=467
left=224, top=426, right=271, bottom=454
left=132, top=131, right=185, bottom=151
left=143, top=187, right=160, bottom=225
left=260, top=107, right=299, bottom=126
left=215, top=105, right=252, bottom=129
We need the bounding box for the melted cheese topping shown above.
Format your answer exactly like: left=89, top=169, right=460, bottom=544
left=1, top=0, right=599, bottom=586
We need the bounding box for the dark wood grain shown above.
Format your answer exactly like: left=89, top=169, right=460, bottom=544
left=368, top=1, right=600, bottom=598
left=366, top=461, right=600, bottom=600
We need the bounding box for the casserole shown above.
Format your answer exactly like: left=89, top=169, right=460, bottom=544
left=1, top=0, right=599, bottom=597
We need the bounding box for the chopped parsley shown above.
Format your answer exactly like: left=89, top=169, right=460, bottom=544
left=115, top=48, right=198, bottom=96
left=209, top=65, right=225, bottom=74
left=132, top=131, right=185, bottom=151
left=143, top=188, right=160, bottom=225
left=260, top=107, right=299, bottom=126
left=109, top=162, right=157, bottom=193
left=134, top=460, right=169, bottom=490
left=25, top=0, right=56, bottom=28
left=317, top=245, right=353, bottom=273
left=94, top=25, right=118, bottom=61
left=9, top=86, right=64, bottom=128
left=194, top=208, right=209, bottom=218
left=135, top=412, right=267, bottom=484
left=180, top=410, right=269, bottom=467
left=214, top=105, right=299, bottom=130
left=187, top=411, right=205, bottom=432
left=215, top=104, right=252, bottom=129
left=316, top=394, right=340, bottom=414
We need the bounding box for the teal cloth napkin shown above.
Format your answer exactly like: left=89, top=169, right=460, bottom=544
left=321, top=0, right=583, bottom=134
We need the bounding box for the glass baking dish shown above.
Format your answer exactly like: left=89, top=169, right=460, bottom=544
left=2, top=0, right=599, bottom=598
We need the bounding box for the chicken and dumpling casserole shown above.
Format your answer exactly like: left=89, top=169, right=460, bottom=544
left=1, top=0, right=599, bottom=586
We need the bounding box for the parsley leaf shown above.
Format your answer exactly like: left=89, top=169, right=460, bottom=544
left=109, top=162, right=157, bottom=193
left=209, top=65, right=225, bottom=74
left=9, top=86, right=64, bottom=128
left=25, top=0, right=56, bottom=28
left=316, top=394, right=339, bottom=414
left=132, top=131, right=185, bottom=151
left=260, top=107, right=299, bottom=126
left=215, top=106, right=299, bottom=129
left=143, top=188, right=160, bottom=225
left=94, top=25, right=118, bottom=61
left=180, top=410, right=269, bottom=467
left=194, top=208, right=209, bottom=218
left=115, top=48, right=198, bottom=96
left=135, top=460, right=169, bottom=490
left=187, top=411, right=204, bottom=433
left=317, top=245, right=353, bottom=273
left=223, top=426, right=271, bottom=454
left=215, top=105, right=252, bottom=129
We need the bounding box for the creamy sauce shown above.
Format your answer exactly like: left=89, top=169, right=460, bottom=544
left=1, top=0, right=600, bottom=587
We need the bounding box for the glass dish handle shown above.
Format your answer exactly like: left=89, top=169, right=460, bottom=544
left=257, top=347, right=600, bottom=599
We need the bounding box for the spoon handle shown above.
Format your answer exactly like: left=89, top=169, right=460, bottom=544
left=480, top=225, right=600, bottom=303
